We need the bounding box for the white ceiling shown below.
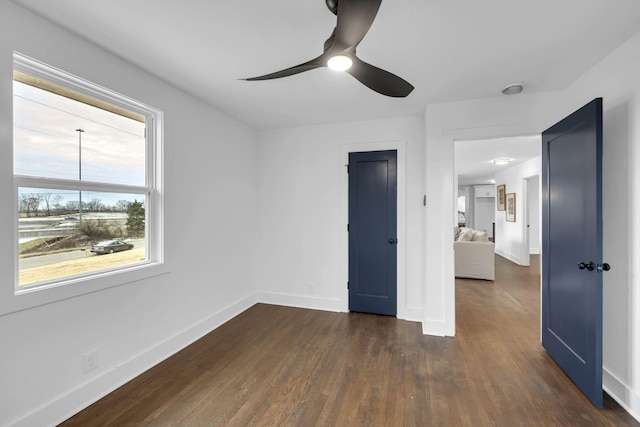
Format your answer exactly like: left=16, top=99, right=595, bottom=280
left=11, top=0, right=640, bottom=130
left=455, top=136, right=541, bottom=186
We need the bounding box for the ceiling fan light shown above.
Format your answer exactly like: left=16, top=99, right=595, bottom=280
left=328, top=55, right=353, bottom=71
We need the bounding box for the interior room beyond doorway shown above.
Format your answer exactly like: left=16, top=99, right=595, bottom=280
left=454, top=135, right=541, bottom=266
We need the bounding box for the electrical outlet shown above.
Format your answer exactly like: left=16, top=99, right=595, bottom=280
left=83, top=350, right=99, bottom=373
left=308, top=281, right=316, bottom=294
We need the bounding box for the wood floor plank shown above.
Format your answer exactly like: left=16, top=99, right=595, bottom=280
left=60, top=255, right=639, bottom=426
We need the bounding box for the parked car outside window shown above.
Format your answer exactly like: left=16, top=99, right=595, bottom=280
left=90, top=240, right=134, bottom=255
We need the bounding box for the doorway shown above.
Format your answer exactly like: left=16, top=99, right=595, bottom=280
left=454, top=136, right=541, bottom=264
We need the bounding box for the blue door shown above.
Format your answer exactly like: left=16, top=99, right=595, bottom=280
left=348, top=150, right=397, bottom=316
left=542, top=98, right=604, bottom=407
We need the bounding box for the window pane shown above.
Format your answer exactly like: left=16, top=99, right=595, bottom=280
left=13, top=80, right=146, bottom=186
left=18, top=188, right=147, bottom=287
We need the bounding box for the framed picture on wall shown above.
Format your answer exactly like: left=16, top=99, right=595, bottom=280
left=506, top=193, right=516, bottom=222
left=497, top=184, right=506, bottom=211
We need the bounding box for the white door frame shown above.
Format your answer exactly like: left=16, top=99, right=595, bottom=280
left=439, top=123, right=544, bottom=336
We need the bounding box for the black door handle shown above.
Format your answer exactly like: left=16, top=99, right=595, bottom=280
left=597, top=263, right=611, bottom=273
left=388, top=238, right=398, bottom=244
left=578, top=261, right=594, bottom=271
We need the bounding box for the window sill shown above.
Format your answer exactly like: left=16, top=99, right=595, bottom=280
left=0, top=262, right=169, bottom=317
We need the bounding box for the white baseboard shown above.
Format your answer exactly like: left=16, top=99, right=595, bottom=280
left=399, top=307, right=424, bottom=323
left=530, top=247, right=540, bottom=255
left=495, top=248, right=525, bottom=265
left=603, top=368, right=640, bottom=422
left=257, top=291, right=343, bottom=313
left=13, top=293, right=258, bottom=427
left=422, top=318, right=454, bottom=337
left=257, top=292, right=424, bottom=325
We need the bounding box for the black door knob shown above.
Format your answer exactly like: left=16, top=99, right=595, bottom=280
left=388, top=238, right=398, bottom=244
left=597, top=263, right=611, bottom=273
left=578, top=261, right=594, bottom=271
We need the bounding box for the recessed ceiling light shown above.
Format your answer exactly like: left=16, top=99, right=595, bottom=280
left=488, top=179, right=496, bottom=184
left=501, top=83, right=524, bottom=95
left=492, top=158, right=512, bottom=165
left=327, top=55, right=353, bottom=71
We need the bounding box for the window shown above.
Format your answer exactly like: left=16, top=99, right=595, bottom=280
left=13, top=53, right=163, bottom=293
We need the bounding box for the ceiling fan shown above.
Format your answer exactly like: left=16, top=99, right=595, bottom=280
left=243, top=0, right=414, bottom=98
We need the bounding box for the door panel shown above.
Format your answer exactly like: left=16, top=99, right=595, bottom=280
left=348, top=150, right=397, bottom=316
left=542, top=98, right=603, bottom=407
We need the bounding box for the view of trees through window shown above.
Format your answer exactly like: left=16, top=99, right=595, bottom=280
left=14, top=69, right=150, bottom=288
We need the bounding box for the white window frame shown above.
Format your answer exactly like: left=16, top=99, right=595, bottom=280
left=1, top=52, right=165, bottom=315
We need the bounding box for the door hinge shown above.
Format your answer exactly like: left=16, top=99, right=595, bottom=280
left=347, top=224, right=350, bottom=232
left=346, top=164, right=350, bottom=173
left=347, top=281, right=350, bottom=289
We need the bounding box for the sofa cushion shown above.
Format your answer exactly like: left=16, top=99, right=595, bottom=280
left=472, top=230, right=489, bottom=242
left=458, top=228, right=474, bottom=241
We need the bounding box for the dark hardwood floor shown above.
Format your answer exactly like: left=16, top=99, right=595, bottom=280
left=61, top=255, right=638, bottom=426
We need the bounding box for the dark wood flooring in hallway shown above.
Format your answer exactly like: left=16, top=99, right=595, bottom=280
left=61, top=255, right=638, bottom=426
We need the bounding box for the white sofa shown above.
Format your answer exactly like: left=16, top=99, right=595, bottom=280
left=454, top=228, right=495, bottom=281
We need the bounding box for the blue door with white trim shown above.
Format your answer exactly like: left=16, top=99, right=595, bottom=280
left=542, top=98, right=604, bottom=407
left=348, top=150, right=397, bottom=316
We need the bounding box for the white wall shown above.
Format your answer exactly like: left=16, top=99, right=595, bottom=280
left=425, top=28, right=640, bottom=420
left=256, top=116, right=425, bottom=322
left=0, top=3, right=259, bottom=426
left=494, top=157, right=541, bottom=265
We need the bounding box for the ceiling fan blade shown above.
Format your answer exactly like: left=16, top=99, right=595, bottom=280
left=333, top=0, right=383, bottom=50
left=243, top=55, right=327, bottom=81
left=347, top=57, right=414, bottom=97
left=242, top=1, right=417, bottom=97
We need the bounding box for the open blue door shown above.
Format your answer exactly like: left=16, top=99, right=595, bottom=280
left=542, top=98, right=604, bottom=407
left=348, top=150, right=397, bottom=316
